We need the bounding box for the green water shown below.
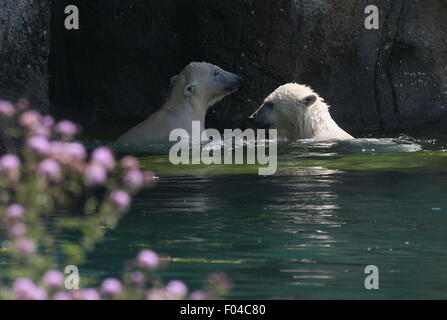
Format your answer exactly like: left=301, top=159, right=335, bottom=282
left=3, top=124, right=447, bottom=299
left=79, top=126, right=447, bottom=300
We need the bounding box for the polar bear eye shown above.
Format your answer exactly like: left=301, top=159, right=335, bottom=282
left=213, top=70, right=220, bottom=77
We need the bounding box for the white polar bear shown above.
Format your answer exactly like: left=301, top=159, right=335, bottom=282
left=249, top=83, right=353, bottom=141
left=116, top=62, right=242, bottom=150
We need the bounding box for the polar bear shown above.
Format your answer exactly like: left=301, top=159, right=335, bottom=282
left=249, top=83, right=353, bottom=141
left=116, top=62, right=242, bottom=149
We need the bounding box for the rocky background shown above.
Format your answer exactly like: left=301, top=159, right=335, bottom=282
left=1, top=0, right=447, bottom=146
left=0, top=0, right=51, bottom=151
left=0, top=0, right=51, bottom=107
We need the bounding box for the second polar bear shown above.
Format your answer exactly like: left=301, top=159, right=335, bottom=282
left=249, top=83, right=353, bottom=141
left=116, top=62, right=242, bottom=149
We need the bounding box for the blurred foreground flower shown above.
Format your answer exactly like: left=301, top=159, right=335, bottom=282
left=137, top=249, right=160, bottom=270
left=43, top=270, right=65, bottom=289
left=0, top=154, right=21, bottom=172
left=0, top=99, right=229, bottom=300
left=0, top=100, right=15, bottom=117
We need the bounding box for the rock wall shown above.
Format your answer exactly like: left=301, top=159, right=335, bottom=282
left=3, top=0, right=447, bottom=137
left=0, top=0, right=51, bottom=107
left=50, top=0, right=447, bottom=133
left=0, top=0, right=51, bottom=151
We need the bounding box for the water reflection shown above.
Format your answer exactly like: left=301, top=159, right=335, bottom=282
left=4, top=131, right=446, bottom=299
left=70, top=131, right=447, bottom=298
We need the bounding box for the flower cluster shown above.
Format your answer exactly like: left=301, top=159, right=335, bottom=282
left=0, top=99, right=230, bottom=300
left=7, top=248, right=230, bottom=300
left=0, top=100, right=155, bottom=265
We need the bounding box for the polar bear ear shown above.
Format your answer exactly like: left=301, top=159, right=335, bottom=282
left=302, top=95, right=317, bottom=107
left=165, top=75, right=179, bottom=100
left=184, top=83, right=197, bottom=97
left=170, top=75, right=178, bottom=86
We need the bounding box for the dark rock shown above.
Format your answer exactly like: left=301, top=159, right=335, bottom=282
left=0, top=0, right=51, bottom=108
left=194, top=0, right=447, bottom=132
left=15, top=0, right=447, bottom=137
left=50, top=0, right=197, bottom=129
left=0, top=0, right=51, bottom=152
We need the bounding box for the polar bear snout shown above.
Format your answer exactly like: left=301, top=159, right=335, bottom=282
left=249, top=104, right=272, bottom=129
left=222, top=72, right=243, bottom=92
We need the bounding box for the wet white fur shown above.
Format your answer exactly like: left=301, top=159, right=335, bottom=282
left=264, top=83, right=353, bottom=141
left=116, top=62, right=231, bottom=148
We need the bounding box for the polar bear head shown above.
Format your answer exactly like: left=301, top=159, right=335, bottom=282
left=169, top=62, right=242, bottom=110
left=249, top=83, right=352, bottom=141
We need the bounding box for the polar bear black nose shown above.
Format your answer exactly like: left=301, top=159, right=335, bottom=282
left=233, top=75, right=243, bottom=87
left=225, top=75, right=243, bottom=92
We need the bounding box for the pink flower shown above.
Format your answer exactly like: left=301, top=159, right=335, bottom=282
left=123, top=169, right=144, bottom=189
left=29, top=287, right=48, bottom=300
left=146, top=289, right=165, bottom=300
left=66, top=142, right=86, bottom=160
left=30, top=125, right=50, bottom=137
left=13, top=278, right=35, bottom=299
left=53, top=292, right=72, bottom=300
left=37, top=159, right=61, bottom=181
left=16, top=238, right=36, bottom=256
left=121, top=156, right=139, bottom=170
left=19, top=111, right=41, bottom=129
left=73, top=288, right=100, bottom=300
left=43, top=270, right=65, bottom=289
left=28, top=116, right=54, bottom=137
left=27, top=136, right=51, bottom=155
left=92, top=147, right=115, bottom=170
left=7, top=204, right=25, bottom=219
left=13, top=278, right=47, bottom=300
left=55, top=120, right=78, bottom=137
left=109, top=190, right=130, bottom=209
left=0, top=154, right=21, bottom=172
left=137, top=249, right=160, bottom=269
left=9, top=223, right=26, bottom=238
left=0, top=100, right=15, bottom=117
left=165, top=280, right=188, bottom=299
left=190, top=290, right=208, bottom=300
left=130, top=271, right=145, bottom=284
left=85, top=164, right=107, bottom=185
left=41, top=115, right=55, bottom=128
left=101, top=278, right=122, bottom=297
left=50, top=141, right=66, bottom=157
left=50, top=142, right=81, bottom=163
